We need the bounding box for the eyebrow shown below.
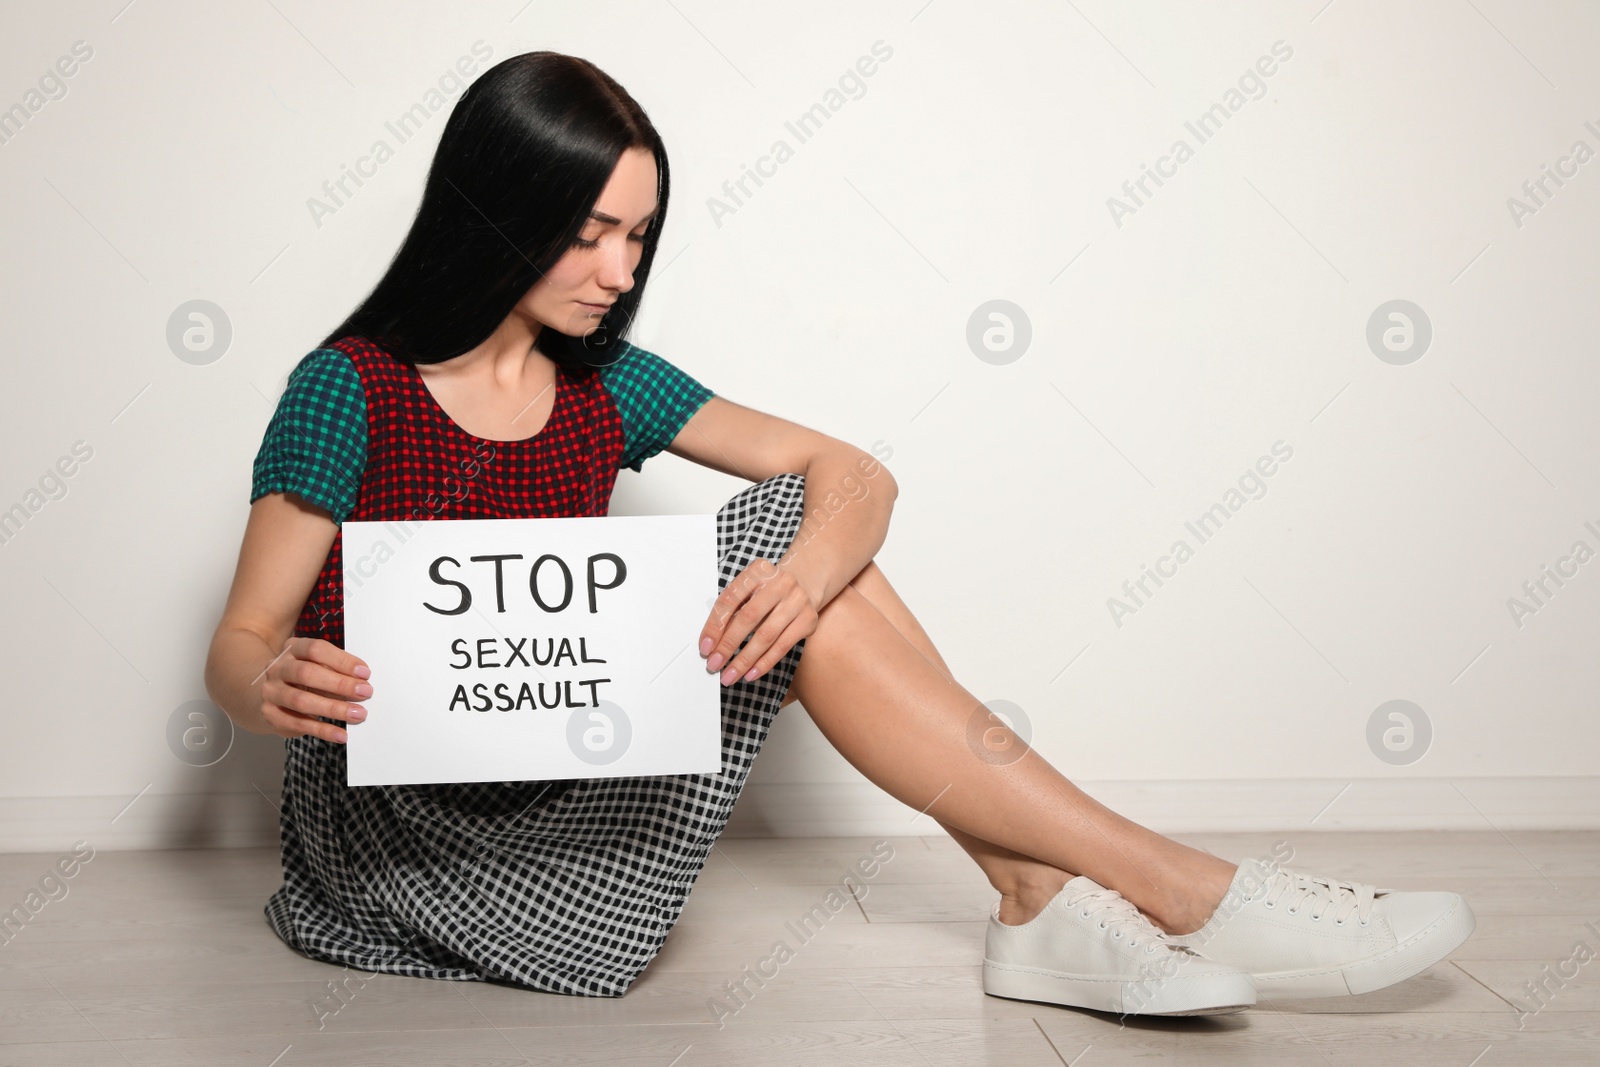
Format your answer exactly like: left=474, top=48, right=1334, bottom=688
left=589, top=206, right=659, bottom=227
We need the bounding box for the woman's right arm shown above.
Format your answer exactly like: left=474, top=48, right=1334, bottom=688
left=203, top=492, right=370, bottom=744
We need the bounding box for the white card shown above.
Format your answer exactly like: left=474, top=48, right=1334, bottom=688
left=341, top=514, right=721, bottom=786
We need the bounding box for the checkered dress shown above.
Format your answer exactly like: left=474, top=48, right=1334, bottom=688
left=251, top=336, right=809, bottom=996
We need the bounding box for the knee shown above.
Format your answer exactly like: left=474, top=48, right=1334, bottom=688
left=764, top=470, right=806, bottom=505
left=756, top=471, right=806, bottom=493
left=717, top=472, right=805, bottom=522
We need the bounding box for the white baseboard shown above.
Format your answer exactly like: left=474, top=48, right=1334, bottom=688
left=0, top=790, right=287, bottom=854
left=724, top=777, right=1600, bottom=837
left=1, top=778, right=1596, bottom=854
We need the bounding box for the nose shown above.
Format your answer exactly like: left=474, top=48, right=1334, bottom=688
left=595, top=237, right=638, bottom=296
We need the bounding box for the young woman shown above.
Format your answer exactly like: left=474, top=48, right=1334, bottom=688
left=205, top=50, right=1475, bottom=1018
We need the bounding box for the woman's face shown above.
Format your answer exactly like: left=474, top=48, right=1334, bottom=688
left=521, top=145, right=659, bottom=341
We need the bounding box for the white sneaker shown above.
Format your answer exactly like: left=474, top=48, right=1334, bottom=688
left=1167, top=857, right=1476, bottom=998
left=983, top=875, right=1257, bottom=1016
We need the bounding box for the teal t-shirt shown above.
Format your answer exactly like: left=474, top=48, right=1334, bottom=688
left=250, top=339, right=715, bottom=522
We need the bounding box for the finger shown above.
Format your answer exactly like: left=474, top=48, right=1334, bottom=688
left=700, top=585, right=743, bottom=656
left=282, top=656, right=373, bottom=703
left=266, top=677, right=367, bottom=726
left=717, top=593, right=802, bottom=685
left=707, top=583, right=779, bottom=674
left=723, top=584, right=814, bottom=683
left=263, top=702, right=349, bottom=744
left=708, top=564, right=766, bottom=627
left=298, top=636, right=373, bottom=682
left=701, top=568, right=764, bottom=663
left=733, top=612, right=814, bottom=685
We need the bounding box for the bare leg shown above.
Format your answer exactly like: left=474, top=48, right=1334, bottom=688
left=779, top=565, right=1074, bottom=924
left=779, top=561, right=1235, bottom=933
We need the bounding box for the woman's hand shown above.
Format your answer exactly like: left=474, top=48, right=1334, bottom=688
left=699, top=558, right=819, bottom=686
left=260, top=637, right=372, bottom=744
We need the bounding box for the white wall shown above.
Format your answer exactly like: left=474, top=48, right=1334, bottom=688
left=2, top=0, right=1596, bottom=851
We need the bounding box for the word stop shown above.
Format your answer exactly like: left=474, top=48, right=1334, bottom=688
left=423, top=552, right=628, bottom=616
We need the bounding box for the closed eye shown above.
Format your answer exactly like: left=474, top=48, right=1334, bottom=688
left=572, top=231, right=648, bottom=249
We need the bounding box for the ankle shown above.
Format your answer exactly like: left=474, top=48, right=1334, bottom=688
left=1149, top=862, right=1238, bottom=935
left=995, top=873, right=1072, bottom=926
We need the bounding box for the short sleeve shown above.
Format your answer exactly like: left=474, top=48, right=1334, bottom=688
left=596, top=339, right=715, bottom=473
left=250, top=348, right=367, bottom=523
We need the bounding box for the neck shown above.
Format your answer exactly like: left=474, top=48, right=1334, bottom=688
left=427, top=317, right=549, bottom=383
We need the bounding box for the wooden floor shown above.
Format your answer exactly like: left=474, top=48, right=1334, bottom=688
left=0, top=831, right=1595, bottom=1065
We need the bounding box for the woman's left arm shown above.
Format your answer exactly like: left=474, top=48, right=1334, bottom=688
left=663, top=395, right=899, bottom=685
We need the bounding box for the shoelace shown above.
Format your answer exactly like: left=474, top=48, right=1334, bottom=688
left=1061, top=883, right=1172, bottom=951
left=1258, top=866, right=1378, bottom=925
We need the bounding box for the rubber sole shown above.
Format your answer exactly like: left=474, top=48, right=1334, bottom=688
left=983, top=959, right=1257, bottom=1016
left=1251, top=895, right=1478, bottom=999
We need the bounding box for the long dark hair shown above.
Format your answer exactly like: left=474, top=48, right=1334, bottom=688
left=318, top=51, right=669, bottom=373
